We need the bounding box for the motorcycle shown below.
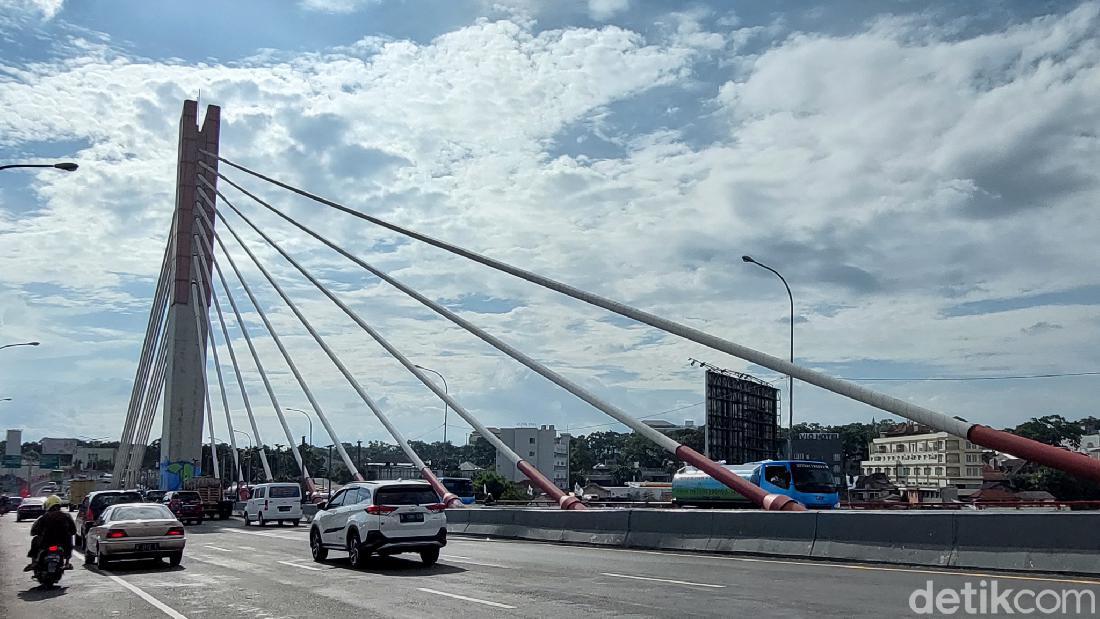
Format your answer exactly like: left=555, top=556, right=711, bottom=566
left=33, top=545, right=67, bottom=587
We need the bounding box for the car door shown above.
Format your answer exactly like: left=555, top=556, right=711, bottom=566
left=317, top=490, right=348, bottom=544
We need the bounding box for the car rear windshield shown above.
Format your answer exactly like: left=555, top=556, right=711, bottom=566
left=91, top=492, right=142, bottom=510
left=442, top=478, right=474, bottom=496
left=175, top=492, right=201, bottom=502
left=110, top=505, right=175, bottom=521
left=375, top=486, right=438, bottom=506
left=268, top=485, right=300, bottom=498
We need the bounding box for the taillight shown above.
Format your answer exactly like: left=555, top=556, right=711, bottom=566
left=426, top=503, right=446, bottom=512
left=365, top=504, right=397, bottom=515
left=264, top=500, right=269, bottom=510
left=166, top=527, right=184, bottom=536
left=106, top=529, right=127, bottom=539
left=47, top=545, right=59, bottom=552
left=86, top=508, right=94, bottom=521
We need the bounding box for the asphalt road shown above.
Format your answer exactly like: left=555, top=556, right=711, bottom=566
left=3, top=511, right=1100, bottom=617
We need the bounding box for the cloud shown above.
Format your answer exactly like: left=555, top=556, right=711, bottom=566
left=297, top=0, right=378, bottom=14
left=588, top=0, right=629, bottom=21
left=0, top=0, right=63, bottom=20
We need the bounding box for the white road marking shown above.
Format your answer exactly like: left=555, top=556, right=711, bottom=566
left=73, top=551, right=190, bottom=619
left=441, top=555, right=511, bottom=569
left=417, top=587, right=515, bottom=609
left=204, top=545, right=232, bottom=552
left=601, top=572, right=725, bottom=588
left=277, top=560, right=322, bottom=571
left=450, top=538, right=1100, bottom=586
left=237, top=546, right=257, bottom=550
left=222, top=528, right=302, bottom=540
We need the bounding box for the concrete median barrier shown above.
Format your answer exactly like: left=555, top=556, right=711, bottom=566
left=625, top=510, right=714, bottom=551
left=443, top=506, right=471, bottom=534
left=512, top=509, right=567, bottom=542
left=559, top=510, right=631, bottom=546
left=708, top=511, right=817, bottom=557
left=811, top=511, right=955, bottom=566
left=462, top=508, right=519, bottom=538
left=954, top=512, right=1100, bottom=574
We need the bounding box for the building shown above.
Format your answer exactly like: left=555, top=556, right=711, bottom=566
left=492, top=425, right=571, bottom=490
left=704, top=369, right=778, bottom=464
left=641, top=419, right=697, bottom=435
left=859, top=425, right=985, bottom=499
left=1079, top=434, right=1100, bottom=460
left=73, top=447, right=116, bottom=471
left=790, top=432, right=844, bottom=484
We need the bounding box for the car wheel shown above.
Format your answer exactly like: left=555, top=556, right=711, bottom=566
left=15, top=516, right=21, bottom=522
left=168, top=551, right=182, bottom=567
left=83, top=549, right=95, bottom=566
left=97, top=552, right=110, bottom=570
left=258, top=513, right=266, bottom=527
left=242, top=512, right=251, bottom=526
left=419, top=547, right=440, bottom=566
left=277, top=520, right=285, bottom=527
left=310, top=528, right=328, bottom=562
left=348, top=531, right=368, bottom=569
left=291, top=519, right=300, bottom=527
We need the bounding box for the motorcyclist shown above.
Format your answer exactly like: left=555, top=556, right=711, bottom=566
left=24, top=495, right=75, bottom=571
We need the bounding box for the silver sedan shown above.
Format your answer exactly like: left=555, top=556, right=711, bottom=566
left=83, top=503, right=186, bottom=569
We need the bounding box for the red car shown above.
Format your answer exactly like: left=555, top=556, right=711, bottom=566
left=162, top=491, right=204, bottom=525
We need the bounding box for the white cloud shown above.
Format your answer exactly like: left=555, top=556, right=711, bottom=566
left=588, top=0, right=629, bottom=21
left=297, top=0, right=378, bottom=13
left=0, top=0, right=63, bottom=19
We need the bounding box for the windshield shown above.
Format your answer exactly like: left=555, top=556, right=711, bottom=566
left=92, top=492, right=142, bottom=511
left=441, top=478, right=474, bottom=496
left=375, top=486, right=438, bottom=506
left=791, top=463, right=836, bottom=493
left=109, top=505, right=175, bottom=521
left=174, top=492, right=201, bottom=503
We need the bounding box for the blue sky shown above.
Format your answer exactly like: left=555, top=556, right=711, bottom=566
left=0, top=0, right=1098, bottom=446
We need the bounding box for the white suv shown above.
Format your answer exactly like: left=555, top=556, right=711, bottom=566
left=309, top=481, right=447, bottom=567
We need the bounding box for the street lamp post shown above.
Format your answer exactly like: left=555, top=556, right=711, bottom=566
left=233, top=430, right=253, bottom=485
left=326, top=445, right=334, bottom=500
left=414, top=365, right=449, bottom=444
left=284, top=407, right=313, bottom=446
left=0, top=163, right=78, bottom=172
left=742, top=255, right=795, bottom=460
left=0, top=341, right=40, bottom=351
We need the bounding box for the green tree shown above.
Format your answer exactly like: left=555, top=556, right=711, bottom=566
left=471, top=470, right=509, bottom=500
left=465, top=435, right=498, bottom=468
left=568, top=436, right=596, bottom=487
left=586, top=431, right=626, bottom=464
left=1011, top=415, right=1084, bottom=448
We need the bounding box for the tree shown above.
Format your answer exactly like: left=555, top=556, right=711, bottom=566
left=568, top=436, right=595, bottom=487
left=586, top=431, right=626, bottom=465
left=471, top=470, right=509, bottom=500
left=465, top=436, right=497, bottom=469
left=1011, top=415, right=1084, bottom=449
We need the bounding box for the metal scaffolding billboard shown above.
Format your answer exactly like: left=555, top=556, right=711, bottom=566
left=705, top=369, right=778, bottom=464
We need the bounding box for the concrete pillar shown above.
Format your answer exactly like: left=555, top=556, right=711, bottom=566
left=159, top=100, right=220, bottom=490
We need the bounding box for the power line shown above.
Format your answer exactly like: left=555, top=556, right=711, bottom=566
left=837, top=371, right=1100, bottom=382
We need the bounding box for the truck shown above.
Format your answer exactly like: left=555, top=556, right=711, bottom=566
left=67, top=479, right=97, bottom=513
left=183, top=477, right=233, bottom=520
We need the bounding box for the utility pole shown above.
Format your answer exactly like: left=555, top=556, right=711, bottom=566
left=357, top=440, right=362, bottom=472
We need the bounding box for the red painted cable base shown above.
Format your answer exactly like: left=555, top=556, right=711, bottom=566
left=559, top=495, right=587, bottom=510
left=443, top=493, right=465, bottom=508
left=969, top=425, right=1100, bottom=482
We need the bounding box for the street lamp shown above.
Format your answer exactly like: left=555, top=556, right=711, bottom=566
left=233, top=430, right=253, bottom=484
left=284, top=407, right=313, bottom=446
left=0, top=397, right=11, bottom=402
left=0, top=341, right=40, bottom=351
left=742, top=255, right=795, bottom=460
left=414, top=364, right=449, bottom=444
left=0, top=162, right=78, bottom=172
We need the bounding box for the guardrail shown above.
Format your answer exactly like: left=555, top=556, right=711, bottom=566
left=445, top=508, right=1100, bottom=575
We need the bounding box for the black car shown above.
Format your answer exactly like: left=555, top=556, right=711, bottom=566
left=144, top=490, right=167, bottom=503
left=76, top=490, right=143, bottom=546
left=16, top=497, right=46, bottom=522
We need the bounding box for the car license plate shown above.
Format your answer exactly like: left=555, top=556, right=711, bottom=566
left=135, top=543, right=159, bottom=552
left=400, top=513, right=424, bottom=523
left=278, top=505, right=290, bottom=511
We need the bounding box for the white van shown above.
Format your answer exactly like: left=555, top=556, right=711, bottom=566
left=243, top=483, right=303, bottom=527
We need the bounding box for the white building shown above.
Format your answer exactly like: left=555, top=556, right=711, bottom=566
left=492, top=425, right=571, bottom=490
left=860, top=430, right=984, bottom=499
left=1079, top=434, right=1100, bottom=460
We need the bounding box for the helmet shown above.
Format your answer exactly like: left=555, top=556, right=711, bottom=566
left=43, top=495, right=61, bottom=510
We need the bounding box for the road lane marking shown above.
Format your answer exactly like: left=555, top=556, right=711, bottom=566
left=277, top=560, right=323, bottom=571
left=441, top=555, right=512, bottom=569
left=417, top=587, right=515, bottom=609
left=601, top=572, right=725, bottom=588
left=222, top=528, right=303, bottom=540
left=73, top=551, right=190, bottom=619
left=237, top=546, right=257, bottom=550
left=204, top=545, right=232, bottom=552
left=450, top=538, right=1100, bottom=586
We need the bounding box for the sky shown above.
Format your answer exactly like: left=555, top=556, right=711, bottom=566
left=0, top=0, right=1097, bottom=448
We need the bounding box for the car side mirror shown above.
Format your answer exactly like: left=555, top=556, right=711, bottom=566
left=316, top=502, right=327, bottom=511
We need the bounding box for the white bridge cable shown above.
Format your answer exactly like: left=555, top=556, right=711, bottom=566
left=194, top=213, right=359, bottom=482
left=124, top=334, right=170, bottom=487
left=113, top=222, right=176, bottom=487
left=203, top=176, right=683, bottom=455
left=205, top=261, right=274, bottom=481
left=198, top=227, right=312, bottom=486
left=194, top=197, right=446, bottom=496
left=197, top=183, right=560, bottom=496
left=203, top=157, right=974, bottom=439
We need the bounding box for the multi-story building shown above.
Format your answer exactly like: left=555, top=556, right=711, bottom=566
left=859, top=426, right=984, bottom=499
left=1079, top=434, right=1100, bottom=460
left=790, top=432, right=844, bottom=484
left=493, top=425, right=571, bottom=490
left=73, top=447, right=116, bottom=471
